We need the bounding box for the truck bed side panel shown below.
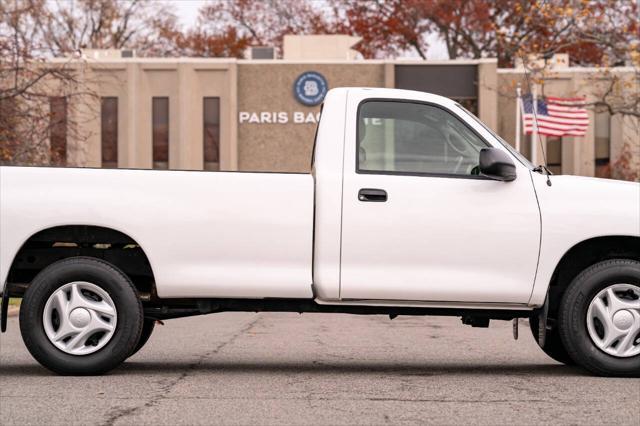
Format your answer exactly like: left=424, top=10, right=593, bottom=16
left=0, top=167, right=314, bottom=299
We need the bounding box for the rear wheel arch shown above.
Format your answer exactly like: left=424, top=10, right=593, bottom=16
left=6, top=225, right=157, bottom=298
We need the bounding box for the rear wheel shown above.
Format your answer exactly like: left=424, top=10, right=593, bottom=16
left=529, top=316, right=574, bottom=365
left=558, top=259, right=640, bottom=377
left=20, top=257, right=143, bottom=375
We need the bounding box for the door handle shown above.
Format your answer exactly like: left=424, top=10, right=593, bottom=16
left=358, top=188, right=387, bottom=202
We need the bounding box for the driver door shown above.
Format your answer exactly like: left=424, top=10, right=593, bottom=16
left=339, top=99, right=541, bottom=304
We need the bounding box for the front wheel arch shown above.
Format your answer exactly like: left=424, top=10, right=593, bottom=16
left=546, top=236, right=640, bottom=319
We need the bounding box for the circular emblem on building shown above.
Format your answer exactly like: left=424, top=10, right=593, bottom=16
left=293, top=71, right=328, bottom=106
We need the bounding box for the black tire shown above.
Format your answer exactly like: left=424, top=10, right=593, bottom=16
left=558, top=259, right=640, bottom=377
left=20, top=257, right=143, bottom=375
left=529, top=316, right=575, bottom=365
left=129, top=319, right=155, bottom=357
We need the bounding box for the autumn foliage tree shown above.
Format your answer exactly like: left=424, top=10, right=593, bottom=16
left=2, top=0, right=169, bottom=57
left=0, top=0, right=169, bottom=164
left=336, top=0, right=638, bottom=67
left=1, top=0, right=638, bottom=177
left=32, top=0, right=167, bottom=56
left=149, top=0, right=336, bottom=58
left=1, top=0, right=90, bottom=164
left=145, top=14, right=251, bottom=58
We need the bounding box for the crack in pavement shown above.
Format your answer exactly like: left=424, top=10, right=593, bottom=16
left=100, top=315, right=262, bottom=426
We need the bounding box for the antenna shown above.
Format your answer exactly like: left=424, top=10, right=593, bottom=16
left=520, top=54, right=552, bottom=187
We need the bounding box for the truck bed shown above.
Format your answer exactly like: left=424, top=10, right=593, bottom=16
left=0, top=166, right=315, bottom=299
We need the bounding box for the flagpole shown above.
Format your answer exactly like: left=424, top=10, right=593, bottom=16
left=531, top=84, right=538, bottom=165
left=515, top=84, right=522, bottom=152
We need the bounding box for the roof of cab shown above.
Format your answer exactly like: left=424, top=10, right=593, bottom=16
left=327, top=87, right=457, bottom=107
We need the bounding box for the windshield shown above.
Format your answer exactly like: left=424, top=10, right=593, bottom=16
left=455, top=104, right=534, bottom=169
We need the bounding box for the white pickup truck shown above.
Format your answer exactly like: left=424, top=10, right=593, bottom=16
left=1, top=88, right=639, bottom=377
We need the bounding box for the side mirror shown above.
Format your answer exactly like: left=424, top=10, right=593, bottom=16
left=479, top=148, right=517, bottom=181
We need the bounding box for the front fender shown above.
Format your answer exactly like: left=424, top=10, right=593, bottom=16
left=529, top=174, right=640, bottom=305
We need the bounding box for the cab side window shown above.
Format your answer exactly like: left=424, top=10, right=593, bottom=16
left=357, top=101, right=487, bottom=176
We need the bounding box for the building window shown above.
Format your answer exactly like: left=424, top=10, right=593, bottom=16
left=394, top=65, right=479, bottom=115
left=546, top=136, right=562, bottom=174
left=0, top=98, right=17, bottom=163
left=152, top=97, right=169, bottom=169
left=49, top=97, right=67, bottom=166
left=101, top=97, right=118, bottom=168
left=203, top=97, right=220, bottom=170
left=595, top=111, right=611, bottom=178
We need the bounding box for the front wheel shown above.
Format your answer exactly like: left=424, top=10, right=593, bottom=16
left=558, top=259, right=640, bottom=377
left=20, top=257, right=143, bottom=375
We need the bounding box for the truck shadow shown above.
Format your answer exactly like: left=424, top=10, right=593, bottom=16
left=0, top=360, right=585, bottom=377
left=118, top=361, right=585, bottom=377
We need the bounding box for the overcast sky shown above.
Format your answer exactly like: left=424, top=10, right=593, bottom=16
left=169, top=0, right=205, bottom=26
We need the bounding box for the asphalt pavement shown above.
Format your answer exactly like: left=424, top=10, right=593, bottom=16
left=1, top=312, right=639, bottom=425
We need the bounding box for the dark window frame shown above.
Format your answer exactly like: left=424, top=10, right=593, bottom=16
left=152, top=97, right=169, bottom=169
left=394, top=65, right=478, bottom=99
left=594, top=111, right=611, bottom=178
left=101, top=97, right=118, bottom=168
left=203, top=97, right=220, bottom=170
left=0, top=98, right=17, bottom=161
left=49, top=96, right=68, bottom=166
left=355, top=98, right=492, bottom=180
left=545, top=136, right=562, bottom=175
left=594, top=112, right=611, bottom=162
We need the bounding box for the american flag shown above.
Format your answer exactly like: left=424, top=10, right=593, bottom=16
left=521, top=95, right=589, bottom=137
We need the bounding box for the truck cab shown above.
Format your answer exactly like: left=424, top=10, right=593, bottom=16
left=314, top=88, right=541, bottom=306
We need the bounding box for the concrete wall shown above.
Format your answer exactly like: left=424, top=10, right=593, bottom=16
left=71, top=59, right=237, bottom=171
left=477, top=61, right=498, bottom=131
left=283, top=35, right=362, bottom=60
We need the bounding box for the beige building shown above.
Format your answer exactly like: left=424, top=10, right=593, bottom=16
left=498, top=66, right=639, bottom=178
left=25, top=41, right=639, bottom=180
